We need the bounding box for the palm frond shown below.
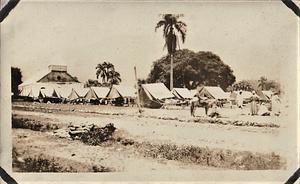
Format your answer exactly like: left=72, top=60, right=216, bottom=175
left=163, top=24, right=172, bottom=38
left=174, top=24, right=186, bottom=43
left=177, top=21, right=187, bottom=27
left=175, top=34, right=181, bottom=50
left=155, top=20, right=166, bottom=32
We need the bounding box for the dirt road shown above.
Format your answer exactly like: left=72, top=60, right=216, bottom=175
left=12, top=102, right=292, bottom=171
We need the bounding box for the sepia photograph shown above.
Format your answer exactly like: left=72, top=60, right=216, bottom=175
left=1, top=0, right=299, bottom=183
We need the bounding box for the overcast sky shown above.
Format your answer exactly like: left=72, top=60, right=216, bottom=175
left=1, top=1, right=298, bottom=87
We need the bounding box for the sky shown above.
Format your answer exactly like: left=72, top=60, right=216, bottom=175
left=1, top=1, right=298, bottom=88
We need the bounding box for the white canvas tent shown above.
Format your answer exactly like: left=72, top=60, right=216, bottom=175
left=28, top=86, right=41, bottom=98
left=198, top=86, right=228, bottom=100
left=262, top=90, right=273, bottom=100
left=39, top=87, right=60, bottom=98
left=19, top=87, right=32, bottom=97
left=73, top=87, right=89, bottom=98
left=85, top=87, right=110, bottom=100
left=190, top=89, right=198, bottom=97
left=140, top=83, right=174, bottom=108
left=106, top=85, right=137, bottom=106
left=171, top=88, right=193, bottom=100
left=106, top=85, right=137, bottom=99
left=54, top=86, right=73, bottom=99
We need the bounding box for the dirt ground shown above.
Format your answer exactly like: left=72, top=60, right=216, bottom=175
left=12, top=102, right=291, bottom=172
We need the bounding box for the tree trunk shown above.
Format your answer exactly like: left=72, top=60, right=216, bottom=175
left=170, top=54, right=173, bottom=90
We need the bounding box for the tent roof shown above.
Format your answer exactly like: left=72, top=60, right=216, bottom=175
left=28, top=87, right=41, bottom=98
left=91, top=87, right=110, bottom=98
left=72, top=87, right=89, bottom=97
left=199, top=86, right=228, bottom=99
left=107, top=85, right=137, bottom=98
left=172, top=88, right=193, bottom=99
left=54, top=85, right=73, bottom=98
left=190, top=89, right=198, bottom=97
left=262, top=90, right=273, bottom=99
left=141, top=83, right=174, bottom=100
left=39, top=87, right=59, bottom=98
left=256, top=90, right=269, bottom=101
left=19, top=69, right=49, bottom=87
left=20, top=88, right=31, bottom=96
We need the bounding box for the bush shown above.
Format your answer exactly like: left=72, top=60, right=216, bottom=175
left=74, top=123, right=116, bottom=145
left=12, top=116, right=60, bottom=131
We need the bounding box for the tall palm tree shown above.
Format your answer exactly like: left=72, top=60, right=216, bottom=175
left=155, top=14, right=187, bottom=90
left=96, top=61, right=114, bottom=83
left=108, top=70, right=122, bottom=85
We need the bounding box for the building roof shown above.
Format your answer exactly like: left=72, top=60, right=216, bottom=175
left=199, top=86, right=228, bottom=99
left=172, top=88, right=193, bottom=99
left=141, top=83, right=174, bottom=100
left=19, top=65, right=80, bottom=87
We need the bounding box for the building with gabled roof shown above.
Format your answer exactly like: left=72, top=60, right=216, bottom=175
left=18, top=65, right=82, bottom=100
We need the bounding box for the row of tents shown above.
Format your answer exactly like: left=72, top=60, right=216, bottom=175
left=18, top=82, right=273, bottom=108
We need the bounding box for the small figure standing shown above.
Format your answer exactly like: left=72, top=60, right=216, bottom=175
left=236, top=90, right=244, bottom=109
left=190, top=96, right=199, bottom=117
left=271, top=93, right=281, bottom=116
left=250, top=91, right=259, bottom=116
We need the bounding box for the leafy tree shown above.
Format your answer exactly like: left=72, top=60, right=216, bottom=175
left=84, top=79, right=102, bottom=87
left=257, top=77, right=281, bottom=94
left=258, top=76, right=268, bottom=90
left=233, top=80, right=255, bottom=91
left=147, top=49, right=236, bottom=90
left=95, top=62, right=121, bottom=86
left=232, top=78, right=281, bottom=94
left=107, top=70, right=121, bottom=85
left=11, top=67, right=22, bottom=96
left=155, top=14, right=187, bottom=90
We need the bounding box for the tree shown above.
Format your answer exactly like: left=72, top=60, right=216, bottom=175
left=11, top=67, right=22, bottom=97
left=95, top=62, right=121, bottom=86
left=147, top=49, right=236, bottom=90
left=233, top=80, right=255, bottom=91
left=258, top=76, right=268, bottom=90
left=107, top=70, right=121, bottom=85
left=155, top=14, right=187, bottom=90
left=84, top=79, right=102, bottom=87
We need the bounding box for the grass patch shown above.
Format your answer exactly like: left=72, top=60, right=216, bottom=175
left=12, top=115, right=60, bottom=131
left=12, top=147, right=114, bottom=172
left=136, top=142, right=285, bottom=170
